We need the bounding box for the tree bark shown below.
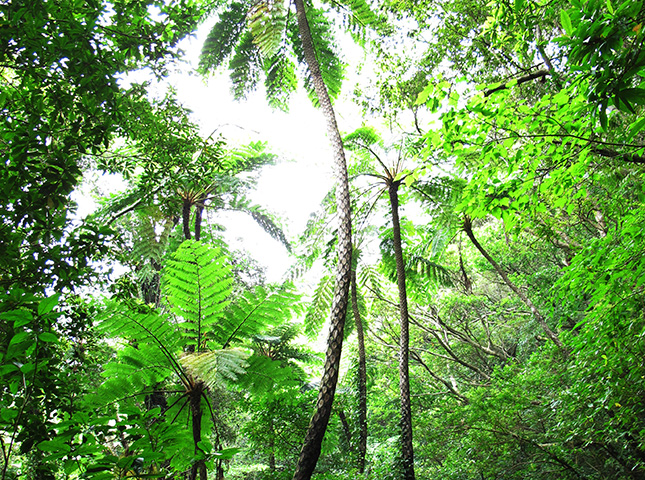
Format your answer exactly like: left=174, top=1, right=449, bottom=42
left=182, top=198, right=192, bottom=241
left=350, top=266, right=368, bottom=473
left=388, top=181, right=416, bottom=480
left=189, top=383, right=207, bottom=480
left=463, top=216, right=564, bottom=349
left=194, top=194, right=207, bottom=241
left=291, top=1, right=353, bottom=479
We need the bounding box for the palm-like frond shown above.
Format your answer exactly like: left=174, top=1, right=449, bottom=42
left=248, top=208, right=292, bottom=251
left=199, top=1, right=248, bottom=73
left=304, top=274, right=334, bottom=338
left=357, top=263, right=385, bottom=300
left=247, top=0, right=287, bottom=59
left=343, top=126, right=382, bottom=150
left=97, top=343, right=179, bottom=405
left=94, top=305, right=188, bottom=404
left=237, top=354, right=294, bottom=393
left=164, top=240, right=233, bottom=351
left=218, top=285, right=301, bottom=348
left=222, top=140, right=278, bottom=175
left=181, top=348, right=250, bottom=389
left=229, top=30, right=262, bottom=99
left=326, top=0, right=380, bottom=43
left=265, top=50, right=298, bottom=110
left=224, top=194, right=291, bottom=251
left=407, top=254, right=454, bottom=287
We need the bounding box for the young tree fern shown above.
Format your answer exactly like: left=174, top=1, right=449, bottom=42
left=93, top=240, right=301, bottom=480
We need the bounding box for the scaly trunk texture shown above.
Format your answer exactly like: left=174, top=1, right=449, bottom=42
left=351, top=267, right=368, bottom=473
left=182, top=198, right=192, bottom=240
left=292, top=1, right=353, bottom=479
left=462, top=216, right=564, bottom=349
left=388, top=181, right=416, bottom=480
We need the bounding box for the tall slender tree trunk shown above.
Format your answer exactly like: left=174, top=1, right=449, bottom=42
left=462, top=216, right=564, bottom=349
left=194, top=194, right=208, bottom=241
left=388, top=180, right=416, bottom=480
left=351, top=266, right=368, bottom=473
left=292, top=1, right=353, bottom=479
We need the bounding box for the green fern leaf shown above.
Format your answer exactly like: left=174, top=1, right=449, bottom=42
left=264, top=51, right=298, bottom=111
left=218, top=285, right=301, bottom=348
left=335, top=0, right=380, bottom=43
left=304, top=274, right=334, bottom=338
left=247, top=0, right=287, bottom=59
left=93, top=306, right=185, bottom=405
left=199, top=1, right=248, bottom=73
left=344, top=126, right=382, bottom=150
left=237, top=354, right=294, bottom=393
left=229, top=30, right=262, bottom=100
left=181, top=348, right=250, bottom=389
left=164, top=240, right=233, bottom=351
left=407, top=254, right=454, bottom=287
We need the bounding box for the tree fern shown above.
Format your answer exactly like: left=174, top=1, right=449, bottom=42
left=92, top=239, right=304, bottom=478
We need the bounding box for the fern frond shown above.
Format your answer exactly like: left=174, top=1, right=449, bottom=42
left=225, top=195, right=291, bottom=251
left=181, top=348, right=250, bottom=389
left=248, top=208, right=291, bottom=251
left=199, top=1, right=248, bottom=73
left=229, top=30, right=262, bottom=100
left=327, top=0, right=380, bottom=43
left=407, top=254, right=454, bottom=287
left=357, top=263, right=385, bottom=301
left=237, top=354, right=294, bottom=393
left=96, top=344, right=178, bottom=405
left=221, top=141, right=277, bottom=175
left=264, top=51, right=298, bottom=111
left=93, top=305, right=186, bottom=405
left=304, top=274, right=334, bottom=338
left=99, top=304, right=181, bottom=355
left=247, top=0, right=287, bottom=59
left=164, top=240, right=233, bottom=351
left=343, top=126, right=382, bottom=150
left=218, top=285, right=301, bottom=348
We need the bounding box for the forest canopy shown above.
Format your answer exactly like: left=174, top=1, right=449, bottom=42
left=1, top=0, right=644, bottom=480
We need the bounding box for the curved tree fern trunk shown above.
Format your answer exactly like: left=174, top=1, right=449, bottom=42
left=351, top=266, right=368, bottom=473
left=388, top=180, right=416, bottom=480
left=292, top=0, right=353, bottom=478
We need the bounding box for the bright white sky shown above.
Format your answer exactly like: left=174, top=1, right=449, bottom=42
left=165, top=20, right=367, bottom=282
left=73, top=16, right=370, bottom=284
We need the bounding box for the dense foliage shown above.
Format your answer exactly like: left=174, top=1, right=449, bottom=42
left=1, top=0, right=644, bottom=479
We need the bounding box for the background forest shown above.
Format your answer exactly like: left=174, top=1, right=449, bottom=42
left=1, top=0, right=645, bottom=479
